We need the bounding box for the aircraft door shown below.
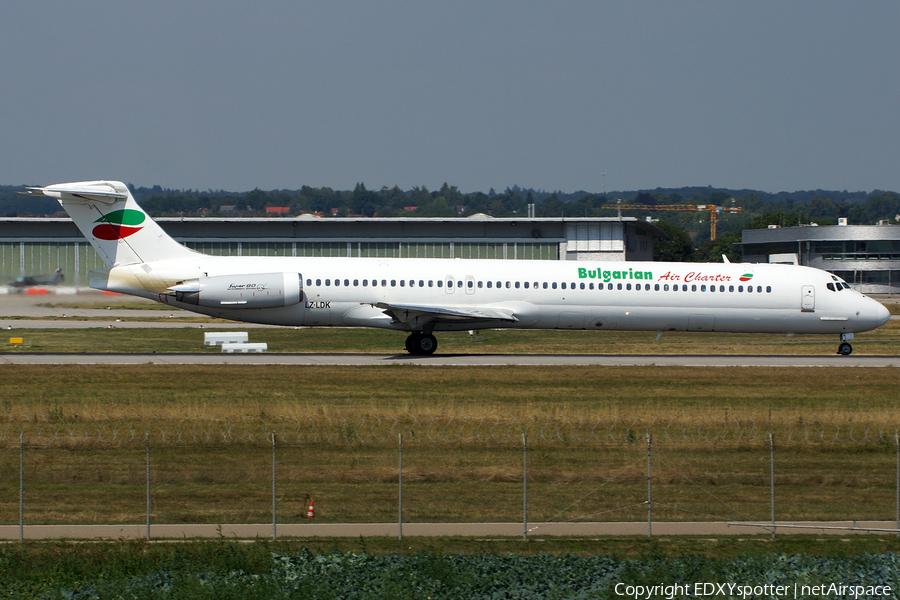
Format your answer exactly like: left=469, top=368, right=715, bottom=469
left=465, top=276, right=475, bottom=295
left=800, top=285, right=815, bottom=312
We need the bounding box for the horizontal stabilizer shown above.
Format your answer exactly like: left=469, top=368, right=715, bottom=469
left=24, top=183, right=127, bottom=204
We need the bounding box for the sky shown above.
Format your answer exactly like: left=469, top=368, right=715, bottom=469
left=2, top=1, right=899, bottom=195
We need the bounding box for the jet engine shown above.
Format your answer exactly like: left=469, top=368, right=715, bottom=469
left=168, top=273, right=302, bottom=309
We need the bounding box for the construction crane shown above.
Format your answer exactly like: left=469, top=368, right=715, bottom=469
left=610, top=202, right=743, bottom=240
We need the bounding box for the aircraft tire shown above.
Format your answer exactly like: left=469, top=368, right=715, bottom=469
left=838, top=342, right=853, bottom=356
left=408, top=333, right=437, bottom=355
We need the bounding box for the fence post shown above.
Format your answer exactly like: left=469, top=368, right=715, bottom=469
left=523, top=433, right=527, bottom=540
left=272, top=433, right=277, bottom=540
left=19, top=433, right=23, bottom=542
left=146, top=434, right=151, bottom=541
left=647, top=434, right=652, bottom=537
left=770, top=432, right=775, bottom=539
left=398, top=434, right=403, bottom=540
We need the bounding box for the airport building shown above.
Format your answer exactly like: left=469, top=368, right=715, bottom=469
left=740, top=221, right=900, bottom=294
left=0, top=216, right=662, bottom=287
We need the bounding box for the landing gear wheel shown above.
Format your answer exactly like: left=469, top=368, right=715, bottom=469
left=838, top=342, right=853, bottom=356
left=406, top=332, right=437, bottom=355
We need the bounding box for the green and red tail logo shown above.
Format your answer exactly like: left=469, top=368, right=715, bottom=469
left=739, top=273, right=754, bottom=282
left=92, top=209, right=146, bottom=240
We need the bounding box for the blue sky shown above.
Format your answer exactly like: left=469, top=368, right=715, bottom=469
left=2, top=1, right=898, bottom=194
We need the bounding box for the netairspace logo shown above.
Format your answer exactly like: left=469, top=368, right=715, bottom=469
left=614, top=581, right=893, bottom=599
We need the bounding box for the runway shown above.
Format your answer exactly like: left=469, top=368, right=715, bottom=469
left=1, top=290, right=897, bottom=366
left=0, top=352, right=898, bottom=366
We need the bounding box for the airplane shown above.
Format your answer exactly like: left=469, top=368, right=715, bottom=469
left=8, top=267, right=64, bottom=291
left=24, top=180, right=890, bottom=356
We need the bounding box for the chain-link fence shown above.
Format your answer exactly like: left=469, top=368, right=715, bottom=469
left=3, top=418, right=900, bottom=540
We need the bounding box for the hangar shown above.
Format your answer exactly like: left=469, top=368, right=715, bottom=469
left=740, top=221, right=900, bottom=294
left=0, top=216, right=662, bottom=288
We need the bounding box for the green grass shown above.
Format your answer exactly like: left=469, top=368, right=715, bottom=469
left=1, top=320, right=899, bottom=354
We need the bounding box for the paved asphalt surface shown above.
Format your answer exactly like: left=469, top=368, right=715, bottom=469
left=3, top=521, right=898, bottom=541
left=1, top=288, right=897, bottom=366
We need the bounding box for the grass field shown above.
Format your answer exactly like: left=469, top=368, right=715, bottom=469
left=1, top=364, right=899, bottom=526
left=2, top=317, right=899, bottom=354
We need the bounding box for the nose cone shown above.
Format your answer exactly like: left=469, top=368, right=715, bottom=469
left=874, top=301, right=891, bottom=328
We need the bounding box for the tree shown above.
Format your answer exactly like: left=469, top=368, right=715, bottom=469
left=653, top=220, right=694, bottom=262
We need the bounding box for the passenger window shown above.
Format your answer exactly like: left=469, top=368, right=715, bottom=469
left=353, top=279, right=359, bottom=286
left=663, top=284, right=669, bottom=291
left=515, top=282, right=521, bottom=289
left=609, top=283, right=614, bottom=290
left=428, top=280, right=433, bottom=287
left=617, top=283, right=622, bottom=290
left=496, top=281, right=501, bottom=288
left=701, top=285, right=707, bottom=292
left=316, top=279, right=322, bottom=286
left=552, top=282, right=557, bottom=289
left=729, top=285, right=734, bottom=292
left=757, top=286, right=762, bottom=293
left=487, top=281, right=493, bottom=288
left=543, top=282, right=548, bottom=289
left=400, top=280, right=405, bottom=287
left=626, top=283, right=632, bottom=291
left=506, top=281, right=511, bottom=289
left=691, top=285, right=696, bottom=292
left=589, top=283, right=594, bottom=290
left=381, top=280, right=387, bottom=287
left=748, top=286, right=753, bottom=293
left=580, top=283, right=585, bottom=289
left=561, top=283, right=567, bottom=290
left=419, top=280, right=424, bottom=287
left=468, top=280, right=473, bottom=288
left=363, top=279, right=368, bottom=286
left=326, top=279, right=331, bottom=286
left=478, top=281, right=483, bottom=288
left=458, top=281, right=463, bottom=287
left=766, top=286, right=772, bottom=293
left=525, top=282, right=530, bottom=289
left=719, top=285, right=725, bottom=292
left=654, top=284, right=659, bottom=291
left=437, top=280, right=443, bottom=288
left=306, top=279, right=312, bottom=286
left=738, top=285, right=743, bottom=292
left=391, top=280, right=396, bottom=287
left=344, top=279, right=349, bottom=286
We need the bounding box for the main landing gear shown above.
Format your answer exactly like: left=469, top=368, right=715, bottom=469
left=405, top=332, right=438, bottom=355
left=837, top=333, right=854, bottom=356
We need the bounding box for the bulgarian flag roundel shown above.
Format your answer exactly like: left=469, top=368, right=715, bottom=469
left=92, top=209, right=146, bottom=240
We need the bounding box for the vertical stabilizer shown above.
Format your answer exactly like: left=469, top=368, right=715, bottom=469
left=26, top=180, right=197, bottom=267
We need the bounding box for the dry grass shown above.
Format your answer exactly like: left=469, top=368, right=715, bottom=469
left=1, top=364, right=898, bottom=419
left=1, top=364, right=899, bottom=527
left=2, top=319, right=899, bottom=354
left=4, top=443, right=899, bottom=525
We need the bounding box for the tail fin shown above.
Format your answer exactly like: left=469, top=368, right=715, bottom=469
left=25, top=180, right=196, bottom=267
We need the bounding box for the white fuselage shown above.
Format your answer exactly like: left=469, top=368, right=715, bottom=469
left=98, top=255, right=890, bottom=336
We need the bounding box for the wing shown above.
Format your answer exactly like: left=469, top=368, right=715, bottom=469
left=372, top=302, right=519, bottom=327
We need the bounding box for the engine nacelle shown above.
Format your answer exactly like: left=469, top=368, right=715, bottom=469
left=169, top=272, right=302, bottom=309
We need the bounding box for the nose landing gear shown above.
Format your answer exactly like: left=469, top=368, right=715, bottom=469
left=405, top=332, right=438, bottom=355
left=837, top=333, right=854, bottom=356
